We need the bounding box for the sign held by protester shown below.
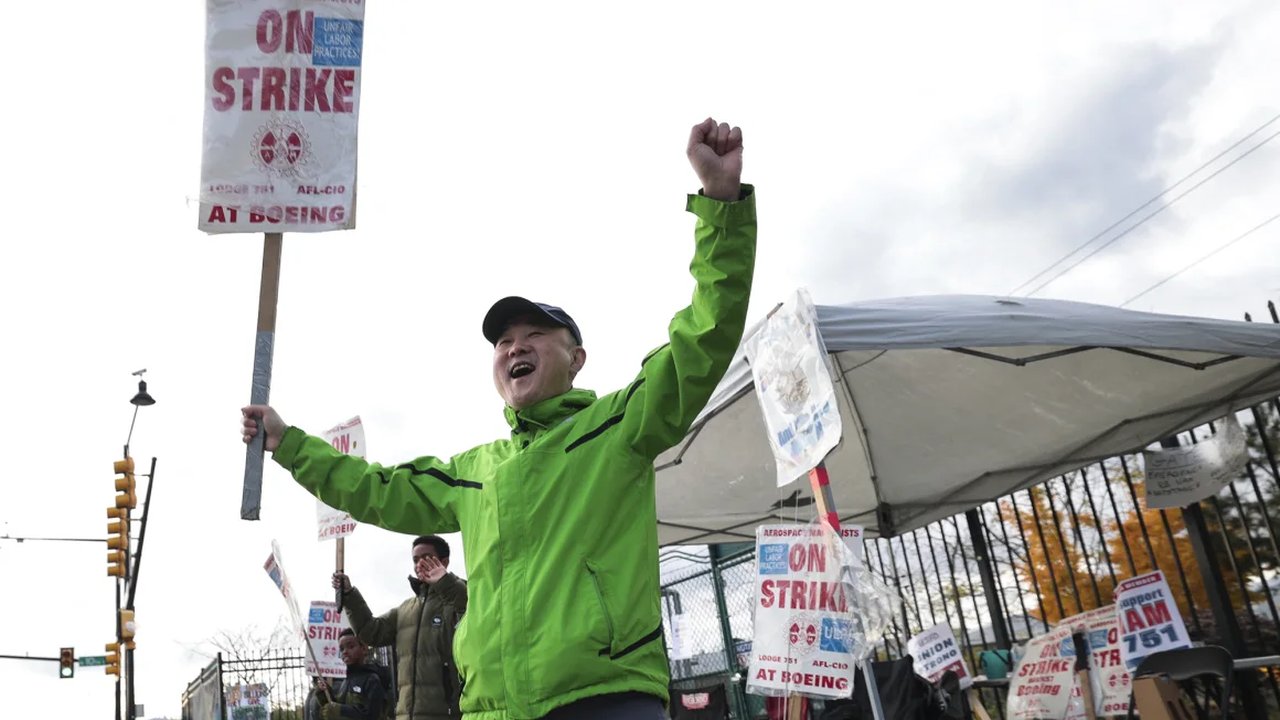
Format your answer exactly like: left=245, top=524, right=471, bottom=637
left=1142, top=415, right=1247, bottom=509
left=317, top=416, right=364, bottom=540
left=200, top=0, right=365, bottom=233
left=306, top=600, right=350, bottom=678
left=1114, top=571, right=1191, bottom=671
left=745, top=288, right=843, bottom=487
left=264, top=540, right=325, bottom=671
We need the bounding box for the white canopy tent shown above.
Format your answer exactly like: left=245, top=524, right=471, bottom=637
left=654, top=295, right=1280, bottom=545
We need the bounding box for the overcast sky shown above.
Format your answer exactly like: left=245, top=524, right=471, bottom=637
left=4, top=0, right=1280, bottom=717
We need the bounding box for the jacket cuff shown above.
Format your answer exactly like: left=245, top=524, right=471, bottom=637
left=272, top=426, right=308, bottom=467
left=686, top=184, right=756, bottom=228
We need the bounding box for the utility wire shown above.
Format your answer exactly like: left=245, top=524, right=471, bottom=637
left=1120, top=210, right=1280, bottom=308
left=0, top=535, right=105, bottom=543
left=1008, top=110, right=1280, bottom=296
left=1024, top=125, right=1280, bottom=296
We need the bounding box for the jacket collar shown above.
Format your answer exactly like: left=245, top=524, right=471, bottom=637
left=408, top=575, right=428, bottom=596
left=503, top=388, right=596, bottom=435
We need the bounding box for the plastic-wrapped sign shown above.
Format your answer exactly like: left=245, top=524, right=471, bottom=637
left=1143, top=415, right=1246, bottom=509
left=744, top=288, right=842, bottom=487
left=746, top=523, right=896, bottom=699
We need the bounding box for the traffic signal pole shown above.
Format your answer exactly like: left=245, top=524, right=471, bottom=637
left=115, top=582, right=122, bottom=720
left=120, top=453, right=153, bottom=717
left=125, top=457, right=156, bottom=610
left=123, top=457, right=155, bottom=720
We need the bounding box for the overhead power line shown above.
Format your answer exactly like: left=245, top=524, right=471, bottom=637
left=1119, top=210, right=1280, bottom=308
left=1008, top=110, right=1280, bottom=296
left=1023, top=125, right=1280, bottom=296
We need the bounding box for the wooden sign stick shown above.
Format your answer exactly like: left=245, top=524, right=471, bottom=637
left=241, top=232, right=283, bottom=520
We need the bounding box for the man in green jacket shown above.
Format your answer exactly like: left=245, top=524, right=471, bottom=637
left=242, top=117, right=756, bottom=719
left=333, top=535, right=467, bottom=720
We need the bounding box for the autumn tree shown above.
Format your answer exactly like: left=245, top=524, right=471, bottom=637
left=999, top=485, right=1116, bottom=625
left=1000, top=463, right=1270, bottom=629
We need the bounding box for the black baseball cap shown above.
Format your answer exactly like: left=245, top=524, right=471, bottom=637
left=483, top=296, right=583, bottom=345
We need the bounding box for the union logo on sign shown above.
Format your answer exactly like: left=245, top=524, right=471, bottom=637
left=251, top=119, right=311, bottom=177
left=787, top=613, right=820, bottom=656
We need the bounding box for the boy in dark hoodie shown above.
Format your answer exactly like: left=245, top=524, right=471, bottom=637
left=314, top=629, right=391, bottom=720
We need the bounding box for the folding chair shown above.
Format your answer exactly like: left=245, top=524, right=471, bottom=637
left=1126, top=645, right=1234, bottom=719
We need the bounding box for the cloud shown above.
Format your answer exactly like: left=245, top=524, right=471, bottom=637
left=792, top=36, right=1230, bottom=305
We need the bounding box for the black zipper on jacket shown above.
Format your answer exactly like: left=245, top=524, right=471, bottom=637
left=599, top=622, right=664, bottom=660
left=407, top=592, right=426, bottom=717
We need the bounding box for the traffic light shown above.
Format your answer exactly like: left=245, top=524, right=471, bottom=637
left=59, top=647, right=74, bottom=679
left=113, top=457, right=136, bottom=510
left=104, top=642, right=120, bottom=677
left=106, top=506, right=128, bottom=578
left=119, top=609, right=136, bottom=650
left=108, top=457, right=134, bottom=578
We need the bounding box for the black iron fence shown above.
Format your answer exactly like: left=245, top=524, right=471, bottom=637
left=181, top=648, right=393, bottom=720
left=182, top=655, right=225, bottom=720
left=181, top=651, right=311, bottom=720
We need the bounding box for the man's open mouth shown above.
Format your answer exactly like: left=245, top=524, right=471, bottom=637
left=510, top=362, right=535, bottom=378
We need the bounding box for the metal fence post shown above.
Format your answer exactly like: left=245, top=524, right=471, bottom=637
left=217, top=652, right=226, bottom=720
left=1181, top=501, right=1267, bottom=717
left=966, top=508, right=1011, bottom=649
left=1164, top=437, right=1266, bottom=717
left=710, top=544, right=751, bottom=719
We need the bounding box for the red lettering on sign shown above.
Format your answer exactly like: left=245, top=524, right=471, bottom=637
left=788, top=543, right=827, bottom=573
left=778, top=671, right=849, bottom=691
left=247, top=205, right=346, bottom=224
left=257, top=10, right=314, bottom=53
left=757, top=579, right=847, bottom=611
left=206, top=205, right=241, bottom=223
left=210, top=67, right=355, bottom=114
left=1142, top=600, right=1172, bottom=627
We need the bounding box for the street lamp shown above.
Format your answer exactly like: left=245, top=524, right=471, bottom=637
left=125, top=370, right=155, bottom=456
left=130, top=381, right=155, bottom=407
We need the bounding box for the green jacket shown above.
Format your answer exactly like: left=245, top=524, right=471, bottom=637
left=274, top=187, right=757, bottom=719
left=343, top=574, right=467, bottom=720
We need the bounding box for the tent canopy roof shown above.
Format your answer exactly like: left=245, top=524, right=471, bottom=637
left=655, top=295, right=1280, bottom=545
